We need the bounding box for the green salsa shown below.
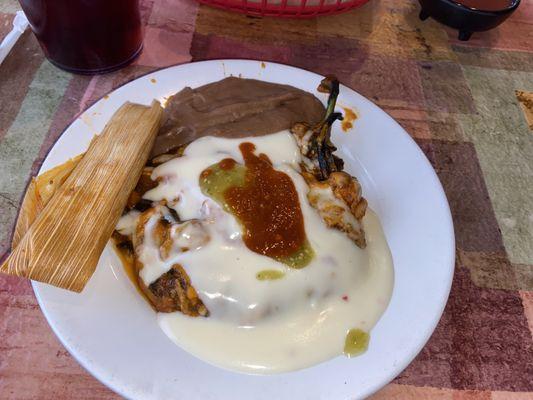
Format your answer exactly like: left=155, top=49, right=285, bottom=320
left=344, top=329, right=370, bottom=357
left=199, top=157, right=314, bottom=269
left=256, top=269, right=286, bottom=281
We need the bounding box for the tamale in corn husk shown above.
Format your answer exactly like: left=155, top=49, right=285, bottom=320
left=1, top=101, right=163, bottom=292
left=12, top=154, right=83, bottom=248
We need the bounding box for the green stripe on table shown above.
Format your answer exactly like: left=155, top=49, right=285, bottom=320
left=0, top=0, right=21, bottom=13
left=458, top=65, right=533, bottom=267
left=0, top=61, right=71, bottom=197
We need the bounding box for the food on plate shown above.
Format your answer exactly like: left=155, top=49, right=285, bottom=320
left=3, top=76, right=393, bottom=373
left=12, top=154, right=82, bottom=248
left=303, top=170, right=367, bottom=248
left=113, top=77, right=394, bottom=372
left=152, top=77, right=325, bottom=157
left=1, top=102, right=163, bottom=292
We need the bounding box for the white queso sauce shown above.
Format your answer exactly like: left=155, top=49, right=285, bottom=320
left=121, top=131, right=394, bottom=373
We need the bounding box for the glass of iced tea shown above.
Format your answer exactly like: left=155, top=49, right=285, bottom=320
left=19, top=0, right=143, bottom=74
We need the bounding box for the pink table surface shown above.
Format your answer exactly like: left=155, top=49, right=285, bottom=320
left=1, top=0, right=532, bottom=398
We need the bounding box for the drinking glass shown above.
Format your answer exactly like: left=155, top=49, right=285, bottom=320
left=19, top=0, right=143, bottom=74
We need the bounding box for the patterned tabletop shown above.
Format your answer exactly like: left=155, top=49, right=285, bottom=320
left=1, top=0, right=532, bottom=398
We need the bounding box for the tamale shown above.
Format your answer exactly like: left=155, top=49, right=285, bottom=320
left=1, top=101, right=163, bottom=292
left=12, top=154, right=83, bottom=248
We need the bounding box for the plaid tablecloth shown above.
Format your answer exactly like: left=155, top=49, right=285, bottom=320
left=1, top=0, right=532, bottom=398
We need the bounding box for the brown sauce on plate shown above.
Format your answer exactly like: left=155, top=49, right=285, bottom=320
left=225, top=143, right=307, bottom=259
left=341, top=107, right=357, bottom=132
left=219, top=158, right=237, bottom=171
left=200, top=143, right=314, bottom=268
left=111, top=241, right=151, bottom=304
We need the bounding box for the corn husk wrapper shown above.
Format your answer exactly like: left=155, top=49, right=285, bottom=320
left=1, top=101, right=163, bottom=292
left=12, top=154, right=83, bottom=248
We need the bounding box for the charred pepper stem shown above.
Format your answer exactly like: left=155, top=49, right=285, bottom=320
left=314, top=76, right=343, bottom=180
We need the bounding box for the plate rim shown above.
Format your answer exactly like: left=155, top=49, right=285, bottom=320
left=30, top=59, right=456, bottom=400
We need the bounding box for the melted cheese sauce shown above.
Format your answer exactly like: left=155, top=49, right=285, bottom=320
left=122, top=131, right=393, bottom=373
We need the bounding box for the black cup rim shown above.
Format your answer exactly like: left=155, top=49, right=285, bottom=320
left=446, top=0, right=520, bottom=15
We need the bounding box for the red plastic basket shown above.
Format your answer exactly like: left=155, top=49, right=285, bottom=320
left=197, top=0, right=370, bottom=18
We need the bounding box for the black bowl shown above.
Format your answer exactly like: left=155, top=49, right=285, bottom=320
left=418, top=0, right=520, bottom=41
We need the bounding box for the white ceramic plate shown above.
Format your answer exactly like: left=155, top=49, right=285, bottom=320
left=32, top=60, right=455, bottom=400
